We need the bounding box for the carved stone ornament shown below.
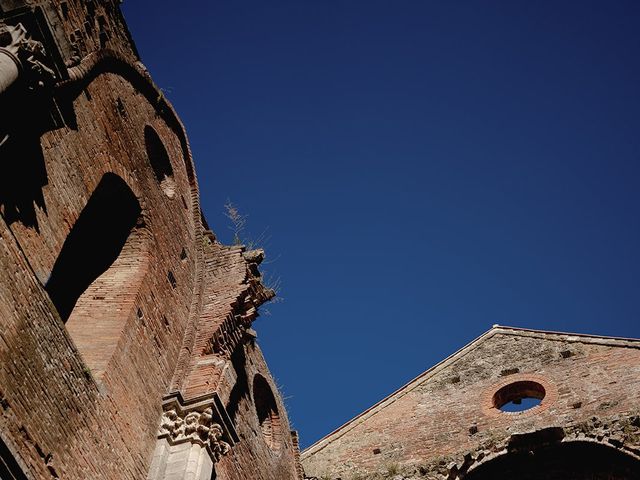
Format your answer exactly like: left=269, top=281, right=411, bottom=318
left=156, top=391, right=240, bottom=465
left=0, top=22, right=56, bottom=90
left=159, top=407, right=231, bottom=462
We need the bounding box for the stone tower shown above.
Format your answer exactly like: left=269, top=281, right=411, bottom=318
left=0, top=1, right=302, bottom=479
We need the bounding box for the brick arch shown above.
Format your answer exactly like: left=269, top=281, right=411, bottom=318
left=59, top=57, right=209, bottom=388
left=464, top=440, right=640, bottom=480
left=57, top=64, right=210, bottom=394
left=60, top=50, right=198, bottom=188
left=252, top=374, right=283, bottom=453
left=58, top=66, right=199, bottom=268
left=45, top=172, right=152, bottom=378
left=144, top=124, right=178, bottom=199
left=100, top=164, right=149, bottom=218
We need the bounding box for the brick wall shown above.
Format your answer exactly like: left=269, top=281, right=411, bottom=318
left=213, top=344, right=301, bottom=479
left=0, top=2, right=301, bottom=479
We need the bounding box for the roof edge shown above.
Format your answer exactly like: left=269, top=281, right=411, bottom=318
left=491, top=325, right=640, bottom=343
left=302, top=324, right=640, bottom=458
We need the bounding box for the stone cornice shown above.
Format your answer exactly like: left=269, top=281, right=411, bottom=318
left=205, top=248, right=275, bottom=357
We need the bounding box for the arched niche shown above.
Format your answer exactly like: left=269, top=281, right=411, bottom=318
left=144, top=125, right=176, bottom=198
left=253, top=374, right=282, bottom=453
left=465, top=441, right=640, bottom=480
left=45, top=172, right=149, bottom=377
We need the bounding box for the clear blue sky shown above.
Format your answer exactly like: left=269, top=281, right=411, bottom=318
left=122, top=1, right=640, bottom=448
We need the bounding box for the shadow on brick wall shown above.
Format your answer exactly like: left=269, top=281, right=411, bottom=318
left=0, top=86, right=49, bottom=232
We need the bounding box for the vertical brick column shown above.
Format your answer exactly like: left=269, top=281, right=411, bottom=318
left=290, top=431, right=305, bottom=480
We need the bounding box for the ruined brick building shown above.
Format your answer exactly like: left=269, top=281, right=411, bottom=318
left=0, top=1, right=302, bottom=479
left=301, top=326, right=640, bottom=479
left=0, top=2, right=638, bottom=480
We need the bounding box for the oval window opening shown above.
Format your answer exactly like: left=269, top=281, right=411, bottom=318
left=493, top=380, right=545, bottom=413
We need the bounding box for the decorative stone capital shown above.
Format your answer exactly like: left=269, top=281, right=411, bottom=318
left=0, top=21, right=55, bottom=91
left=157, top=392, right=239, bottom=464
left=159, top=407, right=230, bottom=462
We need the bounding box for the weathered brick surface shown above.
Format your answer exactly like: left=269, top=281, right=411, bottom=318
left=213, top=344, right=300, bottom=479
left=302, top=327, right=640, bottom=479
left=0, top=1, right=300, bottom=479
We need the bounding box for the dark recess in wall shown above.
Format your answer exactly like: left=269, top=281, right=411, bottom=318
left=45, top=172, right=141, bottom=321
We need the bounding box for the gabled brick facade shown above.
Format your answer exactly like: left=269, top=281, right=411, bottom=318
left=302, top=326, right=640, bottom=479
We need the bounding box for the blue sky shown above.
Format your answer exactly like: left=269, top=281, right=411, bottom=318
left=122, top=1, right=640, bottom=448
